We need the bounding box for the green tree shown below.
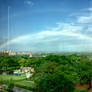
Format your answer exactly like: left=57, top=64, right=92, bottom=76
left=0, top=56, right=20, bottom=72
left=36, top=72, right=75, bottom=92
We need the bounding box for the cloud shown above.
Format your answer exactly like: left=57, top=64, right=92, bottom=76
left=77, top=8, right=92, bottom=23
left=88, top=27, right=92, bottom=32
left=88, top=8, right=92, bottom=11
left=24, top=0, right=34, bottom=7
left=55, top=23, right=83, bottom=33
left=1, top=21, right=92, bottom=52
left=78, top=15, right=92, bottom=23
left=1, top=7, right=92, bottom=52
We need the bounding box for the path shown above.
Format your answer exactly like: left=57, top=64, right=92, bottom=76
left=88, top=88, right=92, bottom=92
left=13, top=87, right=32, bottom=92
left=1, top=85, right=32, bottom=92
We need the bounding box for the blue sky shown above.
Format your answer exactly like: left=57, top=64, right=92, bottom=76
left=0, top=0, right=92, bottom=52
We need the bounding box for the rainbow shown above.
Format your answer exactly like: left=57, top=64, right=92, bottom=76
left=0, top=31, right=92, bottom=49
left=0, top=34, right=29, bottom=49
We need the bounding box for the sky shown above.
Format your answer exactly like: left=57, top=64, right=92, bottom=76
left=0, top=0, right=92, bottom=52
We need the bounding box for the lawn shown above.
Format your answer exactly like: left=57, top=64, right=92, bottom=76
left=0, top=75, right=35, bottom=90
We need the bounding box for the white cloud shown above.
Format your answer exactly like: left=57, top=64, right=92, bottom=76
left=1, top=22, right=92, bottom=52
left=51, top=23, right=83, bottom=33
left=77, top=8, right=92, bottom=23
left=88, top=8, right=92, bottom=11
left=88, top=27, right=92, bottom=32
left=78, top=15, right=92, bottom=23
left=24, top=0, right=34, bottom=6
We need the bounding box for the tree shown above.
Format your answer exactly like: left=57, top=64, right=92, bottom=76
left=0, top=56, right=20, bottom=72
left=76, top=60, right=92, bottom=85
left=73, top=55, right=92, bottom=87
left=55, top=64, right=79, bottom=83
left=38, top=61, right=58, bottom=74
left=36, top=72, right=75, bottom=92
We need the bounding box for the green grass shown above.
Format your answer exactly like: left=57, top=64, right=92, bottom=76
left=0, top=75, right=35, bottom=90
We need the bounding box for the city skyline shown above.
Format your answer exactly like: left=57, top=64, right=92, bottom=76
left=0, top=0, right=92, bottom=52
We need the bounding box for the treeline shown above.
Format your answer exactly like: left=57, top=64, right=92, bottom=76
left=0, top=55, right=37, bottom=72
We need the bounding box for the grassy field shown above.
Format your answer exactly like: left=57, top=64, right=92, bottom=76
left=0, top=75, right=35, bottom=90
